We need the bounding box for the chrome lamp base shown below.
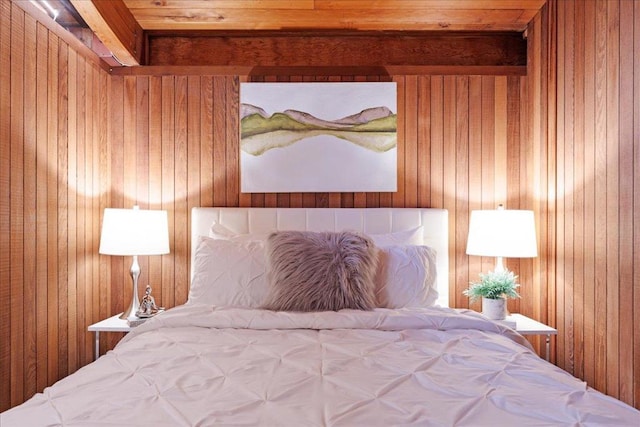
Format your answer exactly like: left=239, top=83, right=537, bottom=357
left=119, top=255, right=141, bottom=321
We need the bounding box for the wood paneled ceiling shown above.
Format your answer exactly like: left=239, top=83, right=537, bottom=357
left=124, top=0, right=545, bottom=31
left=63, top=0, right=547, bottom=70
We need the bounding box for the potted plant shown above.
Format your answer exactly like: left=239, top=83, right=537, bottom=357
left=463, top=270, right=521, bottom=320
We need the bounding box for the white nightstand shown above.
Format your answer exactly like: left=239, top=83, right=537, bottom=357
left=87, top=314, right=131, bottom=360
left=503, top=313, right=557, bottom=361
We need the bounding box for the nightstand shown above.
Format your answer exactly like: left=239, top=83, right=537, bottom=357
left=87, top=314, right=131, bottom=361
left=503, top=313, right=557, bottom=361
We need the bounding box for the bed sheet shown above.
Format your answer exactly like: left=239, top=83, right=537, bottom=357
left=2, top=305, right=639, bottom=426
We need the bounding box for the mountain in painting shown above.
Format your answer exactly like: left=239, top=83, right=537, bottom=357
left=333, top=106, right=394, bottom=125
left=240, top=104, right=397, bottom=139
left=240, top=103, right=268, bottom=120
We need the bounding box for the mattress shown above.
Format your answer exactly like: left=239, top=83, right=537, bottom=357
left=3, top=304, right=639, bottom=426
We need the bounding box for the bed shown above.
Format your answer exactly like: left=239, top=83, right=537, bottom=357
left=2, top=207, right=639, bottom=426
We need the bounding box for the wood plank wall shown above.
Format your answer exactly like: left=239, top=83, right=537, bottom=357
left=3, top=0, right=637, bottom=414
left=0, top=1, right=110, bottom=411
left=105, top=72, right=546, bottom=324
left=550, top=0, right=639, bottom=408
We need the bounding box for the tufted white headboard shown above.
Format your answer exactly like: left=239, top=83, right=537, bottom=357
left=191, top=207, right=449, bottom=307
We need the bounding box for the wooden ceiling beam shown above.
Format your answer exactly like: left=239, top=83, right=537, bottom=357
left=70, top=0, right=144, bottom=66
left=111, top=65, right=526, bottom=77
left=147, top=32, right=527, bottom=68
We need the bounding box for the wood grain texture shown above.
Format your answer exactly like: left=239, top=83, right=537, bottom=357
left=35, top=21, right=49, bottom=393
left=9, top=4, right=26, bottom=408
left=0, top=1, right=12, bottom=408
left=22, top=10, right=37, bottom=402
left=70, top=0, right=143, bottom=65
left=147, top=33, right=526, bottom=68
left=618, top=0, right=634, bottom=404
left=581, top=0, right=596, bottom=389
left=122, top=0, right=543, bottom=32
left=112, top=65, right=527, bottom=77
left=632, top=0, right=640, bottom=409
left=550, top=0, right=639, bottom=408
left=0, top=2, right=110, bottom=411
left=2, top=0, right=640, bottom=414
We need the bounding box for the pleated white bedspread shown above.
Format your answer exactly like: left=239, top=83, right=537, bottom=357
left=3, top=305, right=639, bottom=426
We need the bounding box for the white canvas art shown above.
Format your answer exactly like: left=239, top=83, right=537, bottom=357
left=240, top=82, right=397, bottom=193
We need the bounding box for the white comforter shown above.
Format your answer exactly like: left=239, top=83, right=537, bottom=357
left=3, top=305, right=639, bottom=426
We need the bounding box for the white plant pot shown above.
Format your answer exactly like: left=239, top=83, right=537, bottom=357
left=482, top=297, right=507, bottom=320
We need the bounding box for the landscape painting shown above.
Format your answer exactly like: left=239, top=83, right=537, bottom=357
left=240, top=82, right=397, bottom=193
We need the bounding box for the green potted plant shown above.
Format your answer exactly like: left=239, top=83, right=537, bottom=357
left=463, top=269, right=520, bottom=320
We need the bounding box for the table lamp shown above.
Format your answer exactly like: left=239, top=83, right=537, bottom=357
left=99, top=205, right=170, bottom=321
left=466, top=204, right=537, bottom=272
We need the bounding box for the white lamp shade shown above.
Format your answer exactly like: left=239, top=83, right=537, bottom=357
left=99, top=207, right=170, bottom=256
left=466, top=209, right=537, bottom=258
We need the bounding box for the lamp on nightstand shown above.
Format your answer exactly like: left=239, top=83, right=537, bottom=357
left=99, top=206, right=170, bottom=321
left=465, top=205, right=537, bottom=320
left=466, top=204, right=538, bottom=273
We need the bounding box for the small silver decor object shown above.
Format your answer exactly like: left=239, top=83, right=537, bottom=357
left=136, top=285, right=163, bottom=318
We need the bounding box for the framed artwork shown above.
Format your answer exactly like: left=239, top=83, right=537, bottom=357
left=240, top=82, right=397, bottom=193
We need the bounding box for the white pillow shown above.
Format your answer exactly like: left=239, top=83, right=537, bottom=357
left=188, top=236, right=269, bottom=307
left=190, top=235, right=437, bottom=309
left=374, top=245, right=438, bottom=308
left=369, top=226, right=424, bottom=246
left=209, top=222, right=269, bottom=242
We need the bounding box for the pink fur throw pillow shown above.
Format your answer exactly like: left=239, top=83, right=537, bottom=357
left=262, top=230, right=379, bottom=312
